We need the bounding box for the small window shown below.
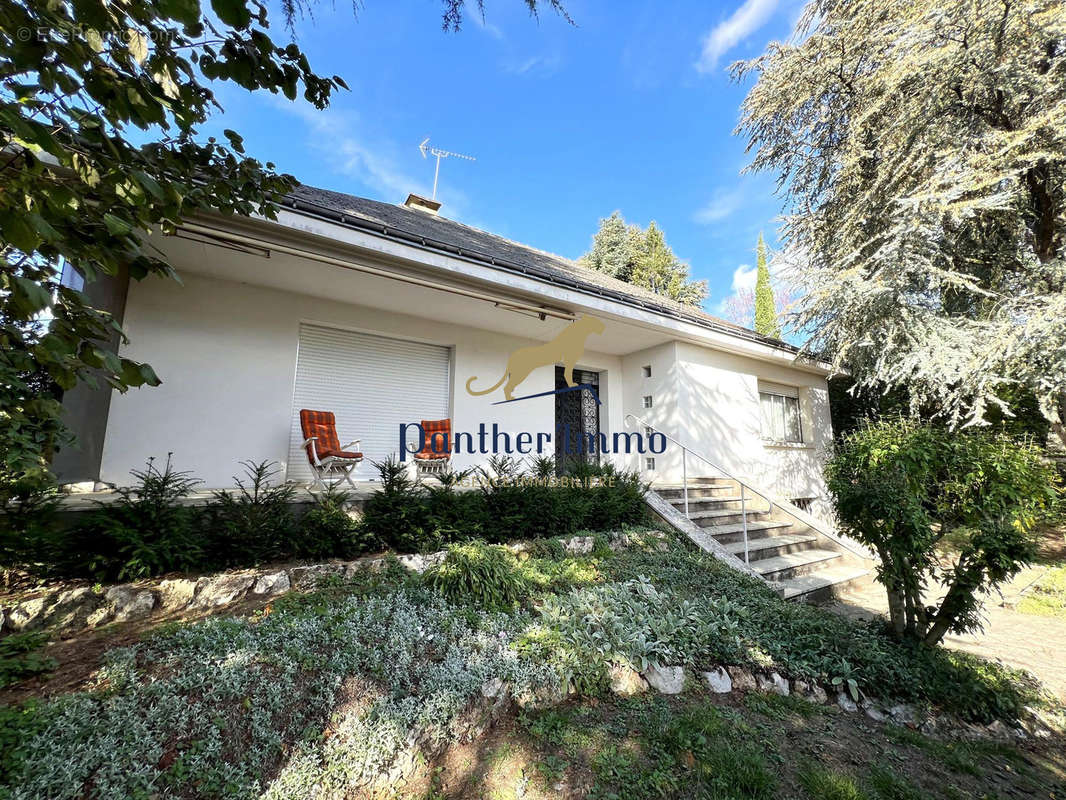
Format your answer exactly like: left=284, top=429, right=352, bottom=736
left=791, top=497, right=815, bottom=513
left=59, top=258, right=85, bottom=292
left=641, top=365, right=652, bottom=378
left=645, top=457, right=656, bottom=470
left=760, top=390, right=802, bottom=443
left=642, top=395, right=653, bottom=409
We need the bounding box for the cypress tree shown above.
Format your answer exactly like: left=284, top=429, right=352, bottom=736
left=753, top=233, right=781, bottom=338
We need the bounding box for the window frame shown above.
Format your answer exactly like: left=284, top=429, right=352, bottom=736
left=759, top=389, right=803, bottom=444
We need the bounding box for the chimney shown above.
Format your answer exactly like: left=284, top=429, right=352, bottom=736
left=404, top=193, right=441, bottom=215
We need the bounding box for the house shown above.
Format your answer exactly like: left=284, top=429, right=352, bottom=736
left=54, top=186, right=837, bottom=522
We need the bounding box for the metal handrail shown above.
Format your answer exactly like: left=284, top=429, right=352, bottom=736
left=625, top=413, right=779, bottom=565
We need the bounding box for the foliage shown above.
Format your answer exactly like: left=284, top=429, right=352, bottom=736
left=205, top=460, right=296, bottom=565
left=825, top=419, right=1059, bottom=644
left=297, top=484, right=373, bottom=559
left=69, top=455, right=203, bottom=581
left=0, top=468, right=59, bottom=568
left=424, top=540, right=527, bottom=610
left=752, top=233, right=780, bottom=338
left=736, top=0, right=1066, bottom=448
left=0, top=0, right=347, bottom=477
left=361, top=456, right=429, bottom=553
left=0, top=586, right=554, bottom=799
left=361, top=456, right=647, bottom=551
left=0, top=632, right=56, bottom=689
left=579, top=211, right=708, bottom=306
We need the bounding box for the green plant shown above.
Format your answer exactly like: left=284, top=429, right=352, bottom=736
left=71, top=455, right=203, bottom=581
left=798, top=765, right=868, bottom=800
left=0, top=632, right=56, bottom=688
left=205, top=460, right=296, bottom=564
left=0, top=468, right=59, bottom=569
left=361, top=456, right=428, bottom=552
left=297, top=484, right=374, bottom=559
left=424, top=540, right=527, bottom=610
left=825, top=418, right=1059, bottom=644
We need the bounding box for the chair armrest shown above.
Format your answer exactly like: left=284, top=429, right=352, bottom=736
left=342, top=439, right=361, bottom=450
left=302, top=436, right=321, bottom=465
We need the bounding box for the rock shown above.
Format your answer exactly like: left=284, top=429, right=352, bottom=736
left=86, top=606, right=112, bottom=627
left=105, top=585, right=156, bottom=622
left=252, top=571, right=291, bottom=596
left=887, top=703, right=917, bottom=726
left=288, top=564, right=343, bottom=588
left=563, top=536, right=594, bottom=555
left=645, top=665, right=685, bottom=695
left=756, top=672, right=789, bottom=696
left=481, top=678, right=506, bottom=699
left=836, top=692, right=858, bottom=713
left=726, top=666, right=757, bottom=692
left=703, top=667, right=732, bottom=694
left=191, top=574, right=254, bottom=608
left=791, top=679, right=827, bottom=704
left=985, top=719, right=1012, bottom=740
left=865, top=705, right=888, bottom=723
left=157, top=578, right=199, bottom=610
left=8, top=587, right=100, bottom=631
left=396, top=554, right=426, bottom=572
left=609, top=664, right=647, bottom=696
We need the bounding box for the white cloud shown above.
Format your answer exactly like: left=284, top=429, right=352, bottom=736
left=731, top=262, right=757, bottom=291
left=505, top=53, right=562, bottom=76
left=695, top=0, right=779, bottom=74
left=693, top=187, right=743, bottom=223
left=471, top=13, right=505, bottom=40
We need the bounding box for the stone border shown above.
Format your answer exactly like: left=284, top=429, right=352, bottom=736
left=0, top=533, right=632, bottom=635
left=600, top=661, right=1062, bottom=743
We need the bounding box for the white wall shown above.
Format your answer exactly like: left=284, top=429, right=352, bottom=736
left=674, top=343, right=834, bottom=519
left=102, top=271, right=623, bottom=487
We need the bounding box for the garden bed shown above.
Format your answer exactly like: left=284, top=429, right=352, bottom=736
left=0, top=527, right=1060, bottom=799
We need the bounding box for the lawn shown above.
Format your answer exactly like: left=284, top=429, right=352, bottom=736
left=0, top=527, right=1060, bottom=799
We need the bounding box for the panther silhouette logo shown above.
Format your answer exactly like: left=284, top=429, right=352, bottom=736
left=465, top=314, right=606, bottom=401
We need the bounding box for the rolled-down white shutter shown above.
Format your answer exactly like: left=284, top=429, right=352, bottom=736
left=287, top=324, right=450, bottom=482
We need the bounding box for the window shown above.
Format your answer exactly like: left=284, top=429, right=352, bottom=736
left=641, top=365, right=652, bottom=378
left=643, top=395, right=653, bottom=409
left=645, top=457, right=656, bottom=470
left=760, top=389, right=802, bottom=443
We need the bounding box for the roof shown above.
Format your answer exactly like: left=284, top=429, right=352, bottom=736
left=282, top=185, right=796, bottom=354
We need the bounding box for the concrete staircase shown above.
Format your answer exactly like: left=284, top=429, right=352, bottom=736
left=655, top=478, right=873, bottom=603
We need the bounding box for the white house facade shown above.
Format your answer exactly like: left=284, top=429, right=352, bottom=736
left=56, top=186, right=837, bottom=521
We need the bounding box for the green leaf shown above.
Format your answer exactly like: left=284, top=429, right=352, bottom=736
left=211, top=0, right=252, bottom=28
left=128, top=30, right=149, bottom=65
left=12, top=277, right=53, bottom=314
left=103, top=213, right=134, bottom=236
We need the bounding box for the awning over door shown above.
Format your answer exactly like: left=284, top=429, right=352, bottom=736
left=287, top=324, right=451, bottom=482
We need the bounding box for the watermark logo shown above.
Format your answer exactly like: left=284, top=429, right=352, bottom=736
left=465, top=314, right=606, bottom=403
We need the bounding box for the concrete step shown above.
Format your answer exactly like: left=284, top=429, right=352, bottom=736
left=722, top=533, right=818, bottom=559
left=656, top=484, right=735, bottom=500
left=688, top=508, right=774, bottom=527
left=707, top=519, right=793, bottom=544
left=750, top=548, right=842, bottom=581
left=668, top=495, right=744, bottom=509
left=776, top=566, right=873, bottom=603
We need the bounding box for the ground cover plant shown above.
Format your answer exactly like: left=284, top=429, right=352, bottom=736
left=0, top=527, right=1058, bottom=799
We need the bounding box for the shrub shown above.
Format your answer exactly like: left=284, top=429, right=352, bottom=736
left=204, top=460, right=297, bottom=565
left=297, top=484, right=374, bottom=558
left=825, top=419, right=1059, bottom=644
left=69, top=455, right=203, bottom=581
left=0, top=468, right=59, bottom=570
left=425, top=540, right=527, bottom=610
left=361, top=456, right=429, bottom=552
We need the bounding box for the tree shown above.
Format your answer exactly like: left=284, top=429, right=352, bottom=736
left=0, top=0, right=564, bottom=481
left=580, top=213, right=708, bottom=306
left=752, top=233, right=780, bottom=338
left=825, top=419, right=1058, bottom=645
left=735, top=0, right=1066, bottom=448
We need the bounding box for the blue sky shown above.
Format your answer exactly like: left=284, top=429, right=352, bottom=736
left=208, top=0, right=804, bottom=319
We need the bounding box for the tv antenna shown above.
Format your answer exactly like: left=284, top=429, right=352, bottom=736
left=419, top=137, right=476, bottom=201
